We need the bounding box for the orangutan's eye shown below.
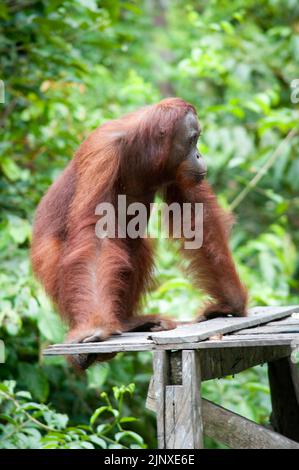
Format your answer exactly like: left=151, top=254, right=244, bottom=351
left=189, top=134, right=198, bottom=145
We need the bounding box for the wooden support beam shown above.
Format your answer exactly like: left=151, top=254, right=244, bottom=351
left=200, top=346, right=290, bottom=380
left=202, top=399, right=299, bottom=449
left=158, top=346, right=290, bottom=383
left=268, top=357, right=299, bottom=442
left=152, top=350, right=203, bottom=449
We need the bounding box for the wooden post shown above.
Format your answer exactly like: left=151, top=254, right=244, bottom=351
left=152, top=350, right=168, bottom=448
left=152, top=349, right=203, bottom=449
left=268, top=356, right=299, bottom=442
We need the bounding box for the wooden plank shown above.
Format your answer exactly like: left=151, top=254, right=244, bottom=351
left=43, top=333, right=154, bottom=355
left=45, top=331, right=150, bottom=344
left=170, top=347, right=292, bottom=382
left=45, top=332, right=152, bottom=348
left=152, top=351, right=168, bottom=449
left=150, top=306, right=299, bottom=345
left=45, top=342, right=153, bottom=351
left=164, top=351, right=203, bottom=449
left=202, top=399, right=299, bottom=449
left=164, top=386, right=185, bottom=448
left=182, top=350, right=203, bottom=448
left=146, top=376, right=156, bottom=412
left=200, top=346, right=290, bottom=380
left=234, top=324, right=299, bottom=335
left=267, top=317, right=299, bottom=326
left=268, top=357, right=299, bottom=442
left=43, top=334, right=299, bottom=355
left=218, top=334, right=299, bottom=345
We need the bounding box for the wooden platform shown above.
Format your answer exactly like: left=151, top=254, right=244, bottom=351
left=44, top=306, right=299, bottom=356
left=43, top=305, right=299, bottom=449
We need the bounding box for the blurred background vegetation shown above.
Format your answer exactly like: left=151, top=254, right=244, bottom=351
left=0, top=0, right=299, bottom=449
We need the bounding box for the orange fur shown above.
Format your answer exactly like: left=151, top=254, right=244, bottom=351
left=164, top=180, right=247, bottom=319
left=31, top=98, right=247, bottom=369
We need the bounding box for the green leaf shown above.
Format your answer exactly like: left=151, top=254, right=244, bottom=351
left=0, top=413, right=17, bottom=425
left=7, top=216, right=31, bottom=245
left=44, top=411, right=68, bottom=430
left=1, top=158, right=22, bottom=181
left=89, top=435, right=107, bottom=448
left=115, top=431, right=144, bottom=446
left=17, top=364, right=49, bottom=402
left=119, top=417, right=137, bottom=423
left=37, top=308, right=65, bottom=343
left=90, top=406, right=118, bottom=426
left=16, top=391, right=32, bottom=400
left=77, top=441, right=94, bottom=449
left=86, top=363, right=109, bottom=389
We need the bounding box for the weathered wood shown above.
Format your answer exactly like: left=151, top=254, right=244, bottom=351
left=43, top=306, right=299, bottom=357
left=234, top=324, right=299, bottom=335
left=146, top=376, right=156, bottom=412
left=150, top=306, right=299, bottom=345
left=147, top=346, right=290, bottom=403
left=152, top=351, right=168, bottom=449
left=268, top=357, right=299, bottom=442
left=202, top=399, right=299, bottom=449
left=43, top=334, right=299, bottom=355
left=267, top=317, right=299, bottom=326
left=147, top=389, right=299, bottom=448
left=42, top=305, right=299, bottom=450
left=199, top=334, right=298, bottom=349
left=199, top=346, right=290, bottom=380
left=164, top=351, right=203, bottom=449
left=152, top=350, right=203, bottom=449
left=44, top=334, right=155, bottom=355
left=167, top=346, right=291, bottom=382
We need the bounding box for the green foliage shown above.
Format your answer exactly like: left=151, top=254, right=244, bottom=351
left=0, top=0, right=298, bottom=449
left=0, top=381, right=145, bottom=449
